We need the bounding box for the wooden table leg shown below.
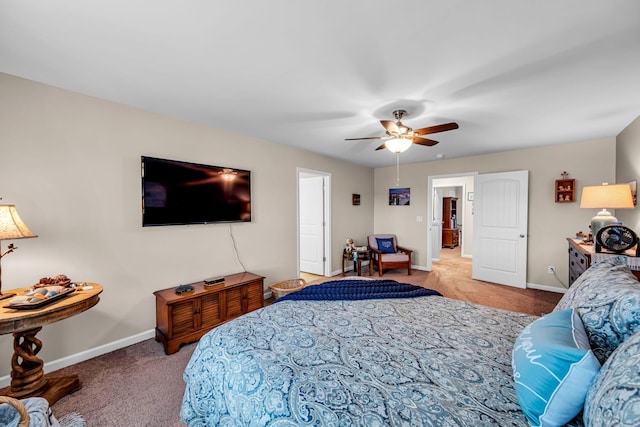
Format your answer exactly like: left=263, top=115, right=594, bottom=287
left=3, top=327, right=81, bottom=405
left=9, top=327, right=47, bottom=397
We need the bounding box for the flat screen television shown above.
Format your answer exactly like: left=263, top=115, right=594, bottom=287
left=141, top=156, right=251, bottom=226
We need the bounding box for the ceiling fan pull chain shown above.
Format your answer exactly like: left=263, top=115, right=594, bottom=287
left=396, top=153, right=400, bottom=186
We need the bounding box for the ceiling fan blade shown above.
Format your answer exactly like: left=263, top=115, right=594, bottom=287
left=375, top=143, right=387, bottom=151
left=380, top=120, right=400, bottom=133
left=414, top=122, right=459, bottom=136
left=345, top=136, right=385, bottom=141
left=412, top=136, right=439, bottom=146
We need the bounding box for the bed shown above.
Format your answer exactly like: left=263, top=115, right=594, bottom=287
left=181, top=262, right=640, bottom=426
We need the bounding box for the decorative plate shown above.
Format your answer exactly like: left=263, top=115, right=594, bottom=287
left=4, top=288, right=76, bottom=310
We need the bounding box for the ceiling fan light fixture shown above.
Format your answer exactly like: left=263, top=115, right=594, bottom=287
left=345, top=109, right=459, bottom=154
left=385, top=137, right=413, bottom=154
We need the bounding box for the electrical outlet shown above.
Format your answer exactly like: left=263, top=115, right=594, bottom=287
left=547, top=266, right=556, bottom=274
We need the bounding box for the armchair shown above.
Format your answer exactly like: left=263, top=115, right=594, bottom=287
left=367, top=234, right=412, bottom=276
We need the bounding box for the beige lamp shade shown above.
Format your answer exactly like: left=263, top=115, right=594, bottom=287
left=580, top=184, right=634, bottom=239
left=579, top=184, right=635, bottom=209
left=0, top=204, right=38, bottom=239
left=0, top=204, right=37, bottom=299
left=385, top=137, right=413, bottom=154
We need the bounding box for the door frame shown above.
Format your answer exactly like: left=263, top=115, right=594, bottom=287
left=297, top=167, right=332, bottom=277
left=426, top=172, right=477, bottom=271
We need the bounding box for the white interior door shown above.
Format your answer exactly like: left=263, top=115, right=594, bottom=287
left=299, top=176, right=324, bottom=275
left=472, top=170, right=529, bottom=288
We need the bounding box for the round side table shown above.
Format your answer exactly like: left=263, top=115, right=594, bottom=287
left=0, top=283, right=102, bottom=404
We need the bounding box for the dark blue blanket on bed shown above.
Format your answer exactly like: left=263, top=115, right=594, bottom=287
left=275, top=279, right=442, bottom=302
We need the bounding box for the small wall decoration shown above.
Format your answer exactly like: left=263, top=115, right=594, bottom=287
left=389, top=187, right=410, bottom=206
left=555, top=171, right=575, bottom=203
left=352, top=194, right=360, bottom=205
left=628, top=180, right=637, bottom=206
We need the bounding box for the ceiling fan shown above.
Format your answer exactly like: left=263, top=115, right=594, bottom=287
left=346, top=109, right=459, bottom=153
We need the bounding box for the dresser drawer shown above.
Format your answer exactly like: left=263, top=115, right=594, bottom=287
left=567, top=239, right=592, bottom=286
left=569, top=263, right=584, bottom=285
left=569, top=246, right=589, bottom=273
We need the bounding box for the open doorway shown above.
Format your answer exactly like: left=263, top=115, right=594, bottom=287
left=434, top=185, right=464, bottom=262
left=427, top=171, right=529, bottom=288
left=426, top=173, right=476, bottom=271
left=297, top=168, right=332, bottom=280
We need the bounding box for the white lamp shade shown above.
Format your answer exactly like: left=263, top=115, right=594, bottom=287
left=0, top=204, right=37, bottom=240
left=385, top=137, right=413, bottom=154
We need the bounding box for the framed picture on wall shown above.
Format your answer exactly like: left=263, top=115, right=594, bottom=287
left=352, top=194, right=360, bottom=205
left=389, top=187, right=410, bottom=206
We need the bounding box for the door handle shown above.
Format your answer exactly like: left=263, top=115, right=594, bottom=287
left=520, top=234, right=525, bottom=238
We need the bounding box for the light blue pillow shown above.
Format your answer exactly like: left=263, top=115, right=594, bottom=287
left=583, top=330, right=640, bottom=426
left=375, top=237, right=396, bottom=254
left=554, top=256, right=640, bottom=364
left=512, top=308, right=601, bottom=427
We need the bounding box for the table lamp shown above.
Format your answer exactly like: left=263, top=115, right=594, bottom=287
left=0, top=203, right=38, bottom=300
left=580, top=183, right=635, bottom=240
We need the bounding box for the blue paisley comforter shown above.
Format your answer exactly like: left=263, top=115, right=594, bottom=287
left=181, top=282, right=583, bottom=426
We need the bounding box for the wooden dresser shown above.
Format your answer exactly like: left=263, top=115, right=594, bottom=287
left=154, top=272, right=264, bottom=354
left=567, top=238, right=640, bottom=286
left=442, top=196, right=460, bottom=248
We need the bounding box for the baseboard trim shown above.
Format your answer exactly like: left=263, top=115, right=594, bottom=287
left=331, top=264, right=428, bottom=277
left=526, top=282, right=568, bottom=293
left=0, top=329, right=156, bottom=389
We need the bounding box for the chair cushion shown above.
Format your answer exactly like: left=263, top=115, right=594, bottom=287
left=512, top=308, right=601, bottom=427
left=554, top=255, right=640, bottom=363
left=375, top=237, right=396, bottom=253
left=380, top=253, right=409, bottom=262
left=583, top=330, right=640, bottom=426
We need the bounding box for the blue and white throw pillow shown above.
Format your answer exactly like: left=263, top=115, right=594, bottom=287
left=512, top=308, right=600, bottom=427
left=375, top=237, right=396, bottom=254
left=583, top=330, right=640, bottom=426
left=554, top=256, right=640, bottom=363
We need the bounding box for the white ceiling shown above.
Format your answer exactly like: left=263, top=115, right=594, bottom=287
left=2, top=1, right=639, bottom=168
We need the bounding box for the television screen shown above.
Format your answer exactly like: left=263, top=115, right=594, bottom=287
left=141, top=156, right=251, bottom=226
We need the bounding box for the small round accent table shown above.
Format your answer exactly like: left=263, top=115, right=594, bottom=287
left=0, top=283, right=102, bottom=404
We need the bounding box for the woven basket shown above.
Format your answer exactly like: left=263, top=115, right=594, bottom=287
left=0, top=396, right=30, bottom=427
left=269, top=278, right=307, bottom=299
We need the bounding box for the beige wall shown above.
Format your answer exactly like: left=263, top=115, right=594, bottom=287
left=374, top=138, right=617, bottom=289
left=616, top=115, right=640, bottom=230
left=0, top=70, right=633, bottom=379
left=0, top=73, right=374, bottom=377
